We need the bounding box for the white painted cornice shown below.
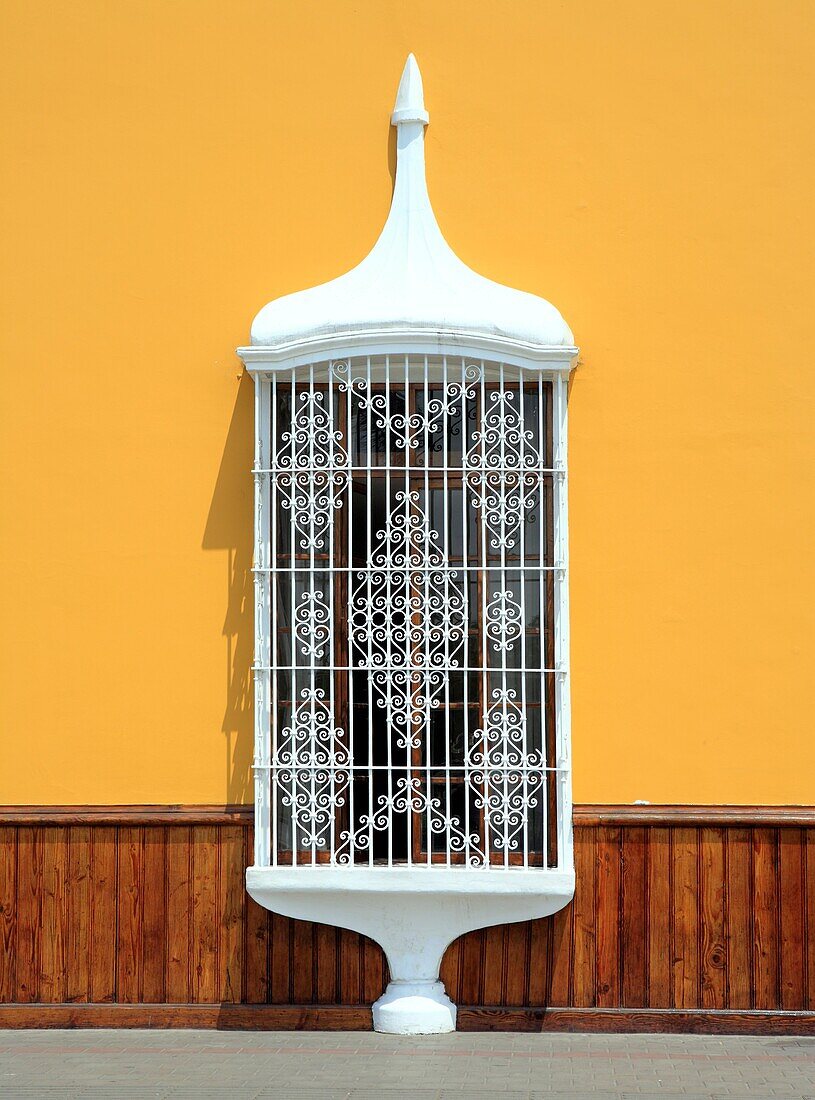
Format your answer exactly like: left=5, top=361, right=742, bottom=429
left=239, top=55, right=576, bottom=365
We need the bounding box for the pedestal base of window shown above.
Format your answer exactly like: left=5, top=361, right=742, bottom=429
left=246, top=866, right=575, bottom=1034
left=372, top=980, right=456, bottom=1034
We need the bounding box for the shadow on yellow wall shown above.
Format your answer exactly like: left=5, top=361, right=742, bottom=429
left=203, top=372, right=255, bottom=804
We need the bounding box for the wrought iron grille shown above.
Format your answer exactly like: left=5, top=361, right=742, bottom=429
left=252, top=355, right=571, bottom=869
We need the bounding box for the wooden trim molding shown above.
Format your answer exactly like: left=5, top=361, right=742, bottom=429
left=2, top=804, right=815, bottom=1033
left=1, top=1004, right=814, bottom=1035
left=574, top=805, right=815, bottom=826
left=0, top=805, right=254, bottom=825
left=2, top=803, right=814, bottom=826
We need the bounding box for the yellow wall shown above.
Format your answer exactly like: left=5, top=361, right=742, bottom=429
left=2, top=0, right=814, bottom=805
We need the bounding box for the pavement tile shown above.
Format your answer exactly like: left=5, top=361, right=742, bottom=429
left=2, top=1030, right=815, bottom=1099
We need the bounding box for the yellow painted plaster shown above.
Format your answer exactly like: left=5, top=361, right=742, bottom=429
left=1, top=1, right=814, bottom=804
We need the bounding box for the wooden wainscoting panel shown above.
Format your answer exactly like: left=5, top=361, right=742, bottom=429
left=1, top=806, right=815, bottom=1032
left=89, top=827, right=117, bottom=1004
left=0, top=827, right=17, bottom=1003
left=571, top=823, right=596, bottom=1008
left=699, top=826, right=727, bottom=1010
left=779, top=828, right=805, bottom=1011
left=621, top=825, right=648, bottom=1008
left=646, top=826, right=671, bottom=1008
left=726, top=826, right=753, bottom=1009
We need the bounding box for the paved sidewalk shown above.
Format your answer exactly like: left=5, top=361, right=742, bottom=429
left=1, top=1029, right=814, bottom=1099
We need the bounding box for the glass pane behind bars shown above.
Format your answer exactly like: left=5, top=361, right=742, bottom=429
left=263, top=356, right=558, bottom=867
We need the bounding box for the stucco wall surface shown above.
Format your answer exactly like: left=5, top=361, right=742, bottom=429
left=1, top=0, right=813, bottom=804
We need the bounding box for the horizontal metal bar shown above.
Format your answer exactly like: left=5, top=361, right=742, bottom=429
left=253, top=466, right=566, bottom=475
left=252, top=564, right=567, bottom=574
left=252, top=664, right=568, bottom=674
left=253, top=764, right=569, bottom=772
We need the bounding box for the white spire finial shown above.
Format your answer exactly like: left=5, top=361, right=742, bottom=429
left=391, top=54, right=429, bottom=126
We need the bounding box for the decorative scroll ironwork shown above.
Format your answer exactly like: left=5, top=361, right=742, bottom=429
left=350, top=490, right=465, bottom=750
left=345, top=776, right=484, bottom=866
left=294, top=589, right=331, bottom=661
left=277, top=391, right=349, bottom=551
left=466, top=688, right=544, bottom=854
left=259, top=355, right=564, bottom=870
left=464, top=388, right=542, bottom=551
left=272, top=688, right=349, bottom=851
left=486, top=588, right=523, bottom=653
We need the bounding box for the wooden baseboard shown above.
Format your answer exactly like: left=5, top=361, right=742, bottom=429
left=0, top=1004, right=372, bottom=1031
left=2, top=1004, right=815, bottom=1035
left=457, top=1008, right=815, bottom=1035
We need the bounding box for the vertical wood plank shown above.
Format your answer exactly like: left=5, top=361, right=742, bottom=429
left=647, top=826, right=671, bottom=1007
left=548, top=903, right=573, bottom=1006
left=218, top=825, right=245, bottom=1004
left=315, top=924, right=338, bottom=1004
left=292, top=920, right=315, bottom=1003
left=439, top=936, right=462, bottom=1000
left=527, top=917, right=551, bottom=1007
left=700, top=826, right=727, bottom=1009
left=726, top=826, right=752, bottom=1009
left=753, top=827, right=780, bottom=1009
left=362, top=935, right=385, bottom=1004
left=807, top=833, right=815, bottom=1011
left=779, top=828, right=805, bottom=1010
left=89, top=827, right=117, bottom=1004
left=241, top=826, right=264, bottom=1006
left=572, top=825, right=596, bottom=1007
left=38, top=828, right=66, bottom=1003
left=244, top=895, right=270, bottom=1004
left=338, top=927, right=361, bottom=1005
left=166, top=825, right=192, bottom=1003
left=141, top=827, right=167, bottom=1004
left=15, top=827, right=42, bottom=1002
left=621, top=826, right=647, bottom=1007
left=66, top=826, right=91, bottom=1003
left=671, top=826, right=699, bottom=1009
left=191, top=826, right=218, bottom=1003
left=459, top=930, right=484, bottom=1005
left=504, top=922, right=530, bottom=1006
left=800, top=836, right=813, bottom=1007
left=271, top=913, right=293, bottom=1003
left=116, top=826, right=143, bottom=1003
left=0, top=827, right=17, bottom=1002
left=481, top=926, right=505, bottom=1004
left=595, top=825, right=621, bottom=1007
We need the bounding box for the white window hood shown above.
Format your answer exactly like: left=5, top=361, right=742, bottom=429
left=240, top=54, right=577, bottom=370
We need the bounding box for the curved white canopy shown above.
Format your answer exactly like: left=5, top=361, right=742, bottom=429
left=248, top=55, right=575, bottom=358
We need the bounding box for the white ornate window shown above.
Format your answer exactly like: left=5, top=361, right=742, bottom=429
left=239, top=56, right=578, bottom=1034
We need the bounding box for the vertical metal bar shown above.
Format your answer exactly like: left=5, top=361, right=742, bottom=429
left=404, top=351, right=415, bottom=867
left=461, top=357, right=472, bottom=866
left=498, top=361, right=509, bottom=867
left=553, top=370, right=572, bottom=872
left=308, top=362, right=316, bottom=867
left=327, top=361, right=336, bottom=864
left=478, top=360, right=490, bottom=861
left=289, top=364, right=298, bottom=865
left=422, top=353, right=431, bottom=864
left=270, top=371, right=278, bottom=867
left=538, top=369, right=548, bottom=867
left=346, top=361, right=355, bottom=865
left=366, top=355, right=374, bottom=865
left=518, top=368, right=528, bottom=869
left=386, top=355, right=394, bottom=868
left=442, top=354, right=450, bottom=867
left=253, top=373, right=272, bottom=867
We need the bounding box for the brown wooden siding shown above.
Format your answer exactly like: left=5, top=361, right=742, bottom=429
left=1, top=807, right=814, bottom=1030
